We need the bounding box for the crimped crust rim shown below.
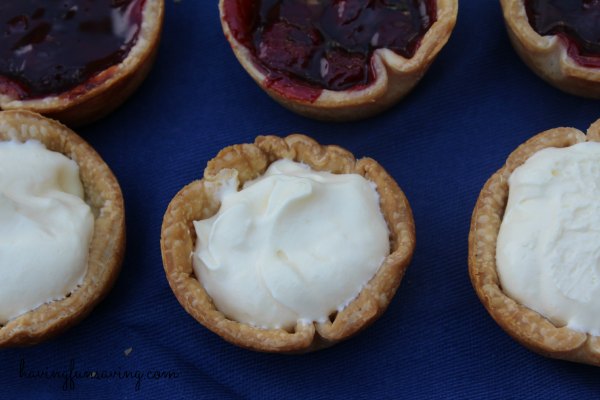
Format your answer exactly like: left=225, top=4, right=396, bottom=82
left=161, top=134, right=415, bottom=353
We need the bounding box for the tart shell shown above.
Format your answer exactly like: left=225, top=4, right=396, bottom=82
left=468, top=119, right=600, bottom=366
left=161, top=134, right=416, bottom=353
left=0, top=110, right=126, bottom=347
left=0, top=0, right=165, bottom=127
left=500, top=0, right=600, bottom=99
left=219, top=0, right=458, bottom=121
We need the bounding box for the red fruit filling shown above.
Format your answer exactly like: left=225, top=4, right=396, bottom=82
left=223, top=0, right=436, bottom=101
left=525, top=0, right=600, bottom=68
left=0, top=0, right=145, bottom=100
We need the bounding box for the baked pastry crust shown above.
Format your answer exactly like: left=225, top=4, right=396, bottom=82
left=0, top=0, right=164, bottom=127
left=161, top=134, right=416, bottom=352
left=0, top=110, right=125, bottom=347
left=469, top=119, right=600, bottom=366
left=500, top=0, right=600, bottom=98
left=219, top=0, right=457, bottom=121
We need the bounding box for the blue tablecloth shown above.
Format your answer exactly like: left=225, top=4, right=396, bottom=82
left=3, top=1, right=600, bottom=398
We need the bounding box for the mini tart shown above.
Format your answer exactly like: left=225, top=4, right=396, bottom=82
left=469, top=119, right=600, bottom=366
left=219, top=0, right=457, bottom=122
left=0, top=0, right=164, bottom=127
left=161, top=134, right=416, bottom=352
left=0, top=110, right=125, bottom=347
left=501, top=0, right=600, bottom=98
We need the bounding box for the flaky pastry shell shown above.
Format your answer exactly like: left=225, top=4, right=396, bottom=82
left=161, top=134, right=415, bottom=352
left=469, top=119, right=600, bottom=366
left=500, top=0, right=600, bottom=98
left=219, top=0, right=457, bottom=121
left=0, top=110, right=125, bottom=347
left=0, top=0, right=164, bottom=127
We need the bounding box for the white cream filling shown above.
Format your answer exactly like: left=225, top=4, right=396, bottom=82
left=0, top=140, right=94, bottom=324
left=193, top=159, right=390, bottom=330
left=497, top=142, right=600, bottom=336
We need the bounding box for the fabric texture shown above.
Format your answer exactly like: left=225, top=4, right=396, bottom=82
left=2, top=1, right=599, bottom=398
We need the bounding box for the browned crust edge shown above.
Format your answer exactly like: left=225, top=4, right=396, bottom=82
left=0, top=110, right=126, bottom=347
left=500, top=0, right=600, bottom=99
left=218, top=0, right=458, bottom=121
left=468, top=120, right=600, bottom=366
left=160, top=134, right=416, bottom=353
left=0, top=0, right=165, bottom=127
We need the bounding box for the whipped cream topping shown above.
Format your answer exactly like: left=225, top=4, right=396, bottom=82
left=193, top=159, right=390, bottom=330
left=0, top=140, right=93, bottom=324
left=497, top=142, right=600, bottom=336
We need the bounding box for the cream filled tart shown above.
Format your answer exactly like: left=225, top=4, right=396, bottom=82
left=219, top=0, right=457, bottom=121
left=0, top=110, right=125, bottom=346
left=501, top=0, right=600, bottom=98
left=0, top=0, right=164, bottom=126
left=161, top=134, right=415, bottom=352
left=469, top=119, right=600, bottom=366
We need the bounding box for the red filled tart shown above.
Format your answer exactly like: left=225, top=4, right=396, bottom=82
left=220, top=0, right=457, bottom=121
left=0, top=0, right=164, bottom=126
left=501, top=0, right=600, bottom=98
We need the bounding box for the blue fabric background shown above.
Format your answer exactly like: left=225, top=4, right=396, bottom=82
left=2, top=0, right=600, bottom=398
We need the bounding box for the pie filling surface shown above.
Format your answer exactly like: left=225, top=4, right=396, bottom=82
left=525, top=0, right=600, bottom=68
left=0, top=0, right=145, bottom=100
left=224, top=0, right=435, bottom=101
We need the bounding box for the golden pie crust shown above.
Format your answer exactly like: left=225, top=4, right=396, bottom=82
left=219, top=0, right=457, bottom=121
left=0, top=0, right=164, bottom=127
left=500, top=0, right=600, bottom=98
left=0, top=110, right=125, bottom=347
left=161, top=134, right=416, bottom=352
left=469, top=119, right=600, bottom=366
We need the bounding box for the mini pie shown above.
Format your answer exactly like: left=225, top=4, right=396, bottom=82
left=0, top=0, right=164, bottom=127
left=219, top=0, right=458, bottom=121
left=469, top=119, right=600, bottom=366
left=501, top=0, right=600, bottom=98
left=0, top=110, right=125, bottom=347
left=161, top=134, right=416, bottom=352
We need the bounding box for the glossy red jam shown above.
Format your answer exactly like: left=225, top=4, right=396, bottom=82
left=0, top=0, right=144, bottom=100
left=223, top=0, right=436, bottom=101
left=525, top=0, right=600, bottom=68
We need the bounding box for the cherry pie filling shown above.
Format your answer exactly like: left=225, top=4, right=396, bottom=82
left=525, top=0, right=600, bottom=68
left=223, top=0, right=436, bottom=101
left=0, top=0, right=145, bottom=101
